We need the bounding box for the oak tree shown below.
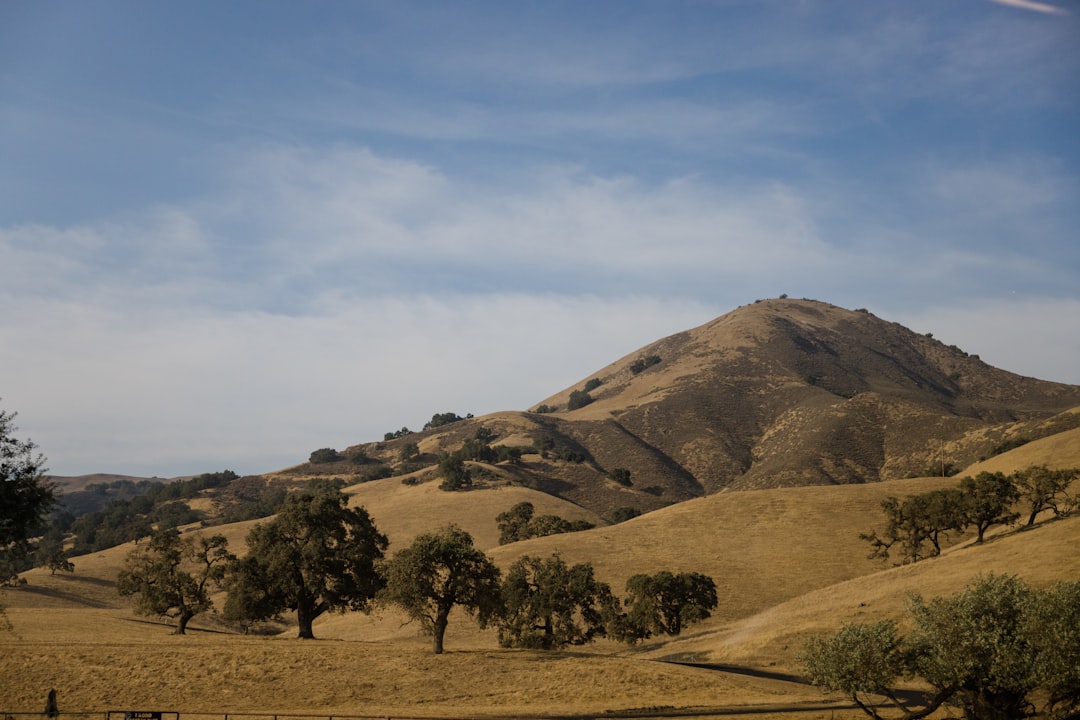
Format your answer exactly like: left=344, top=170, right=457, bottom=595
left=379, top=525, right=501, bottom=654
left=802, top=574, right=1080, bottom=720
left=616, top=571, right=718, bottom=642
left=1, top=405, right=55, bottom=585
left=117, top=528, right=233, bottom=634
left=1013, top=465, right=1077, bottom=526
left=224, top=488, right=387, bottom=638
left=959, top=471, right=1020, bottom=543
left=498, top=554, right=614, bottom=649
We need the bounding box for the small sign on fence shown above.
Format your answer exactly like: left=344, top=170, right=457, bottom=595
left=106, top=711, right=177, bottom=720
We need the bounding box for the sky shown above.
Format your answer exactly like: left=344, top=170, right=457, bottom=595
left=2, top=0, right=1079, bottom=478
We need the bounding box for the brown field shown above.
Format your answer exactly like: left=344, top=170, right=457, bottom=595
left=3, top=429, right=1078, bottom=718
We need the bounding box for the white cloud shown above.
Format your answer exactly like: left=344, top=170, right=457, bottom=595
left=1, top=293, right=719, bottom=477
left=987, top=0, right=1068, bottom=15
left=3, top=143, right=1078, bottom=476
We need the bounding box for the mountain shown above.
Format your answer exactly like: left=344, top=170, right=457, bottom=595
left=292, top=298, right=1080, bottom=519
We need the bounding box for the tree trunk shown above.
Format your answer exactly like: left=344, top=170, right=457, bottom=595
left=175, top=610, right=193, bottom=635
left=432, top=612, right=448, bottom=654
left=297, top=602, right=317, bottom=639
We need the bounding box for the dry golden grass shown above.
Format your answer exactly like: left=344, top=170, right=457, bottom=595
left=341, top=473, right=605, bottom=552
left=962, top=425, right=1080, bottom=476
left=4, top=429, right=1077, bottom=717
left=644, top=514, right=1080, bottom=671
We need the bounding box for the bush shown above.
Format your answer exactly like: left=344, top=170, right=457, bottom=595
left=611, top=507, right=642, bottom=523
left=607, top=468, right=632, bottom=486
left=424, top=412, right=473, bottom=430
left=567, top=390, right=593, bottom=410
left=309, top=448, right=342, bottom=464
left=630, top=355, right=662, bottom=374
left=438, top=455, right=471, bottom=491
left=584, top=378, right=602, bottom=392
left=533, top=404, right=556, bottom=414
left=385, top=426, right=413, bottom=440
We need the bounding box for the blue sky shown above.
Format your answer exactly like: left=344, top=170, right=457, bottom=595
left=2, top=0, right=1078, bottom=477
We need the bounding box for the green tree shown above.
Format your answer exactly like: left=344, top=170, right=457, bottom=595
left=567, top=389, right=593, bottom=410
left=496, top=501, right=535, bottom=544
left=801, top=574, right=1080, bottom=720
left=611, top=507, right=642, bottom=524
left=1013, top=465, right=1077, bottom=526
left=495, top=502, right=595, bottom=545
left=908, top=574, right=1034, bottom=720
left=959, top=471, right=1020, bottom=543
left=379, top=525, right=501, bottom=654
left=424, top=412, right=470, bottom=430
left=1, top=405, right=55, bottom=584
left=861, top=487, right=968, bottom=564
left=802, top=620, right=929, bottom=718
left=399, top=442, right=420, bottom=463
left=35, top=531, right=73, bottom=575
left=498, top=554, right=614, bottom=649
left=438, top=454, right=472, bottom=491
left=309, top=447, right=342, bottom=464
left=615, top=571, right=718, bottom=643
left=116, top=528, right=233, bottom=634
left=224, top=488, right=388, bottom=638
left=1025, top=581, right=1080, bottom=718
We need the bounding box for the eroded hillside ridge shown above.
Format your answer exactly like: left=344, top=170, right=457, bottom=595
left=330, top=299, right=1080, bottom=516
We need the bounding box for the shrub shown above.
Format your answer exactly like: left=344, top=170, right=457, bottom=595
left=309, top=448, right=342, bottom=464
left=424, top=412, right=473, bottom=430
left=384, top=426, right=413, bottom=440
left=611, top=507, right=642, bottom=523
left=584, top=378, right=602, bottom=392
left=629, top=355, right=662, bottom=375
left=567, top=390, right=593, bottom=410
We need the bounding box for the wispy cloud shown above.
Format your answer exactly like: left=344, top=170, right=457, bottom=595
left=987, top=0, right=1068, bottom=15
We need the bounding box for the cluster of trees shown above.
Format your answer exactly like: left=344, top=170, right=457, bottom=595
left=567, top=389, right=594, bottom=410
left=115, top=489, right=717, bottom=654
left=495, top=501, right=595, bottom=544
left=860, top=467, right=1077, bottom=564
left=384, top=426, right=414, bottom=441
left=62, top=469, right=275, bottom=556
left=424, top=412, right=473, bottom=430
left=630, top=354, right=662, bottom=375
left=383, top=528, right=718, bottom=653
left=801, top=574, right=1080, bottom=720
left=435, top=429, right=574, bottom=491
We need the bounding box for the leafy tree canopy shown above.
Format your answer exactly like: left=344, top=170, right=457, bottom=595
left=117, top=528, right=233, bottom=634
left=0, top=405, right=54, bottom=549
left=379, top=525, right=501, bottom=654
left=801, top=574, right=1080, bottom=720
left=495, top=502, right=595, bottom=545
left=224, top=488, right=387, bottom=638
left=498, top=554, right=615, bottom=650
left=614, top=571, right=718, bottom=643
left=1, top=404, right=54, bottom=587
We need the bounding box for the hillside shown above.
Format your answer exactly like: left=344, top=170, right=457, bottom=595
left=292, top=298, right=1080, bottom=519
left=3, top=417, right=1077, bottom=716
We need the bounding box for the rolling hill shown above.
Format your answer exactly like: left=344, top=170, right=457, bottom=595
left=6, top=297, right=1079, bottom=716
left=288, top=298, right=1080, bottom=519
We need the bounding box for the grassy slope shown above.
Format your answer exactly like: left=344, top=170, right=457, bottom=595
left=2, top=429, right=1077, bottom=715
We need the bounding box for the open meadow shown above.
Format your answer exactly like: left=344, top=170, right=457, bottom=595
left=3, top=427, right=1078, bottom=718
